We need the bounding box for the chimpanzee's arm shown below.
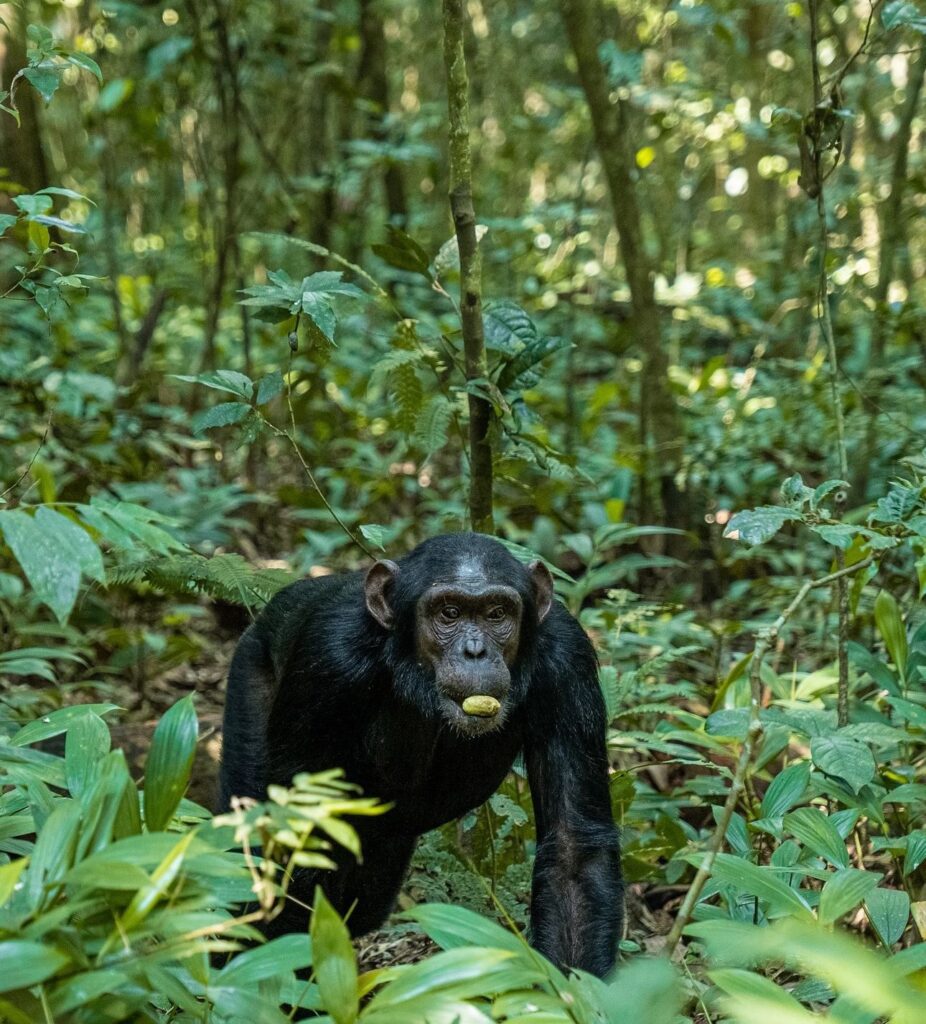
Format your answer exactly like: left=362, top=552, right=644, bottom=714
left=218, top=624, right=276, bottom=810
left=523, top=606, right=623, bottom=977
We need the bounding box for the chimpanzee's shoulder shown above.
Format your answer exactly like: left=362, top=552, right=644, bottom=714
left=543, top=600, right=595, bottom=645
left=256, top=570, right=366, bottom=656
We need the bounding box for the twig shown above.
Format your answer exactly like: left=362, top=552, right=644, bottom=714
left=664, top=554, right=875, bottom=954
left=826, top=0, right=884, bottom=91
left=0, top=416, right=52, bottom=503
left=260, top=347, right=373, bottom=559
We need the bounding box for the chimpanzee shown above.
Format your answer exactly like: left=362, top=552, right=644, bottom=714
left=219, top=533, right=623, bottom=976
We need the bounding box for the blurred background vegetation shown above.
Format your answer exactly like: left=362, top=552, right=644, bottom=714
left=2, top=0, right=926, bottom=1021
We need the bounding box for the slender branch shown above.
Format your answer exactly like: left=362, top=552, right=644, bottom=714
left=0, top=416, right=52, bottom=503
left=260, top=347, right=373, bottom=559
left=809, top=0, right=852, bottom=729
left=664, top=553, right=875, bottom=954
left=442, top=0, right=494, bottom=533
left=825, top=0, right=885, bottom=91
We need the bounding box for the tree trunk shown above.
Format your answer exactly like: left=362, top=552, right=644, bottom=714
left=442, top=0, right=493, bottom=533
left=560, top=0, right=682, bottom=530
left=857, top=46, right=926, bottom=499
left=357, top=0, right=408, bottom=225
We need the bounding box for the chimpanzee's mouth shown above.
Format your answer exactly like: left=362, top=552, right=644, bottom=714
left=440, top=694, right=508, bottom=736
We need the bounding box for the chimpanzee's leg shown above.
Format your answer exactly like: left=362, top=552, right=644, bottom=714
left=268, top=833, right=418, bottom=937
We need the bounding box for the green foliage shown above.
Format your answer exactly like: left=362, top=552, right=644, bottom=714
left=109, top=551, right=295, bottom=608
left=2, top=0, right=926, bottom=1016
left=239, top=269, right=365, bottom=343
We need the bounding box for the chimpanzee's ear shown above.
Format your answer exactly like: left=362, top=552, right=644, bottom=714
left=528, top=560, right=554, bottom=623
left=365, top=560, right=399, bottom=629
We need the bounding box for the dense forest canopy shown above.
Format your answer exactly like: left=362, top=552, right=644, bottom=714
left=1, top=0, right=926, bottom=1021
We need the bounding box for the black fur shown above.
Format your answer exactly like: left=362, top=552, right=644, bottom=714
left=218, top=533, right=623, bottom=975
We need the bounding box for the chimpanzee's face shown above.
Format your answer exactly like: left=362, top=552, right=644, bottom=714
left=414, top=577, right=523, bottom=735
left=364, top=548, right=553, bottom=737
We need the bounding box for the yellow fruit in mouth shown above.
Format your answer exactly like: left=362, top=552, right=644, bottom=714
left=461, top=695, right=501, bottom=717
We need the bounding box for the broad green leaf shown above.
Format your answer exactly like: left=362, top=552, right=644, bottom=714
left=143, top=695, right=198, bottom=832
left=173, top=370, right=254, bottom=400
left=811, top=479, right=849, bottom=510
left=311, top=888, right=358, bottom=1024
left=192, top=401, right=250, bottom=434
left=865, top=887, right=910, bottom=947
left=12, top=193, right=52, bottom=216
left=781, top=474, right=814, bottom=506
left=724, top=507, right=800, bottom=546
left=25, top=800, right=81, bottom=911
left=874, top=590, right=908, bottom=679
left=691, top=918, right=926, bottom=1021
left=31, top=214, right=85, bottom=233
left=365, top=946, right=521, bottom=1007
left=818, top=869, right=880, bottom=925
left=0, top=941, right=69, bottom=992
left=847, top=641, right=898, bottom=692
left=255, top=370, right=285, bottom=405
left=711, top=968, right=806, bottom=1011
left=359, top=524, right=388, bottom=550
left=11, top=703, right=120, bottom=747
left=496, top=334, right=571, bottom=394
left=811, top=735, right=876, bottom=794
left=903, top=831, right=926, bottom=875
left=64, top=859, right=149, bottom=891
left=810, top=524, right=860, bottom=550
left=23, top=64, right=61, bottom=103
left=404, top=903, right=526, bottom=954
left=219, top=934, right=313, bottom=985
left=0, top=858, right=28, bottom=906
left=48, top=967, right=142, bottom=1018
left=301, top=292, right=336, bottom=343
left=762, top=762, right=811, bottom=819
left=883, top=784, right=926, bottom=807
left=484, top=302, right=537, bottom=355
left=36, top=186, right=93, bottom=203
left=784, top=807, right=849, bottom=867
left=0, top=509, right=81, bottom=621
left=65, top=713, right=110, bottom=798
left=598, top=955, right=681, bottom=1024
left=371, top=226, right=432, bottom=278
left=695, top=852, right=814, bottom=919
left=208, top=987, right=294, bottom=1023
left=77, top=499, right=184, bottom=556
left=66, top=52, right=102, bottom=81
left=102, top=830, right=196, bottom=953
left=35, top=506, right=105, bottom=583
left=883, top=0, right=926, bottom=33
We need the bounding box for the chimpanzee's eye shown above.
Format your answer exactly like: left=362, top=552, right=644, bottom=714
left=486, top=606, right=506, bottom=622
left=440, top=605, right=461, bottom=621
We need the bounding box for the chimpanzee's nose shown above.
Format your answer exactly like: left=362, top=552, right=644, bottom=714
left=464, top=636, right=487, bottom=658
